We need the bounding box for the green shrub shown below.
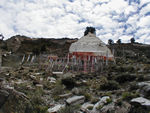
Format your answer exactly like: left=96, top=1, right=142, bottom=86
left=115, top=74, right=136, bottom=83
left=137, top=75, right=145, bottom=82
left=83, top=93, right=92, bottom=102
left=115, top=98, right=122, bottom=106
left=52, top=83, right=64, bottom=96
left=106, top=98, right=112, bottom=104
left=32, top=105, right=48, bottom=113
left=61, top=77, right=76, bottom=89
left=91, top=97, right=99, bottom=104
left=122, top=92, right=139, bottom=101
left=96, top=105, right=103, bottom=110
left=87, top=106, right=93, bottom=110
left=100, top=80, right=120, bottom=90
left=129, top=82, right=139, bottom=91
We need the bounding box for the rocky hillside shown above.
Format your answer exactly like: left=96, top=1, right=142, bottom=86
left=1, top=35, right=77, bottom=56
left=0, top=36, right=150, bottom=113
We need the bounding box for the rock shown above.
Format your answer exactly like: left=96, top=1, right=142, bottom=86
left=72, top=87, right=79, bottom=95
left=100, top=103, right=115, bottom=113
left=81, top=102, right=94, bottom=112
left=131, top=97, right=150, bottom=109
left=30, top=75, right=36, bottom=80
left=59, top=93, right=72, bottom=98
left=115, top=102, right=131, bottom=113
left=66, top=96, right=85, bottom=105
left=47, top=104, right=65, bottom=113
left=47, top=77, right=56, bottom=84
left=40, top=78, right=43, bottom=81
left=35, top=73, right=41, bottom=75
left=26, top=85, right=34, bottom=90
left=0, top=90, right=9, bottom=108
left=138, top=81, right=150, bottom=88
left=0, top=78, right=4, bottom=82
left=36, top=84, right=43, bottom=88
left=61, top=72, right=75, bottom=78
left=4, top=85, right=14, bottom=90
left=92, top=96, right=110, bottom=112
left=15, top=79, right=25, bottom=85
left=138, top=81, right=150, bottom=97
left=5, top=73, right=10, bottom=76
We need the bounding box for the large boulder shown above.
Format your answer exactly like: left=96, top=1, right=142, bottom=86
left=130, top=97, right=150, bottom=113
left=138, top=81, right=150, bottom=97
left=92, top=96, right=110, bottom=112
left=131, top=97, right=150, bottom=109
left=48, top=104, right=65, bottom=113
left=81, top=102, right=94, bottom=112
left=66, top=96, right=85, bottom=105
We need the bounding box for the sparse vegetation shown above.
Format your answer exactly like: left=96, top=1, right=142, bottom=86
left=58, top=105, right=80, bottom=113
left=1, top=36, right=150, bottom=113
left=61, top=77, right=76, bottom=89
left=100, top=80, right=120, bottom=90
left=115, top=73, right=136, bottom=83
left=122, top=92, right=139, bottom=101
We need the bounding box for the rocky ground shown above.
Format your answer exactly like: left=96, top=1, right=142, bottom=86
left=0, top=37, right=150, bottom=113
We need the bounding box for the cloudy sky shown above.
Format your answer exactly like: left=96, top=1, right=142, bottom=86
left=0, top=0, right=150, bottom=44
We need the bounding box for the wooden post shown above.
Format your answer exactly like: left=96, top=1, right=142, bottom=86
left=84, top=56, right=87, bottom=73
left=0, top=51, right=2, bottom=69
left=106, top=51, right=108, bottom=65
left=91, top=56, right=94, bottom=72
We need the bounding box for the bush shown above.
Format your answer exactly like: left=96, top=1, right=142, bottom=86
left=105, top=98, right=112, bottom=105
left=115, top=98, right=122, bottom=106
left=129, top=82, right=139, bottom=91
left=83, top=93, right=92, bottom=102
left=100, top=80, right=120, bottom=90
left=115, top=74, right=136, bottom=83
left=122, top=92, right=139, bottom=101
left=91, top=97, right=99, bottom=104
left=52, top=82, right=64, bottom=96
left=115, top=66, right=135, bottom=73
left=61, top=77, right=76, bottom=89
left=87, top=106, right=93, bottom=110
left=137, top=75, right=145, bottom=82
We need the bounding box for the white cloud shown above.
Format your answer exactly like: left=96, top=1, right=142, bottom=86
left=138, top=16, right=150, bottom=27
left=140, top=3, right=150, bottom=16
left=0, top=0, right=150, bottom=44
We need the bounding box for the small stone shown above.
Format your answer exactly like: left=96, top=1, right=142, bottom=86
left=30, top=75, right=36, bottom=80
left=101, top=103, right=115, bottom=113
left=138, top=81, right=150, bottom=97
left=59, top=93, right=72, bottom=98
left=47, top=77, right=56, bottom=84
left=5, top=73, right=10, bottom=76
left=66, top=96, right=85, bottom=105
left=36, top=84, right=43, bottom=88
left=40, top=78, right=43, bottom=81
left=35, top=73, right=41, bottom=75
left=92, top=96, right=110, bottom=112
left=81, top=102, right=94, bottom=111
left=47, top=104, right=65, bottom=113
left=4, top=85, right=14, bottom=90
left=15, top=79, right=24, bottom=85
left=72, top=87, right=79, bottom=95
